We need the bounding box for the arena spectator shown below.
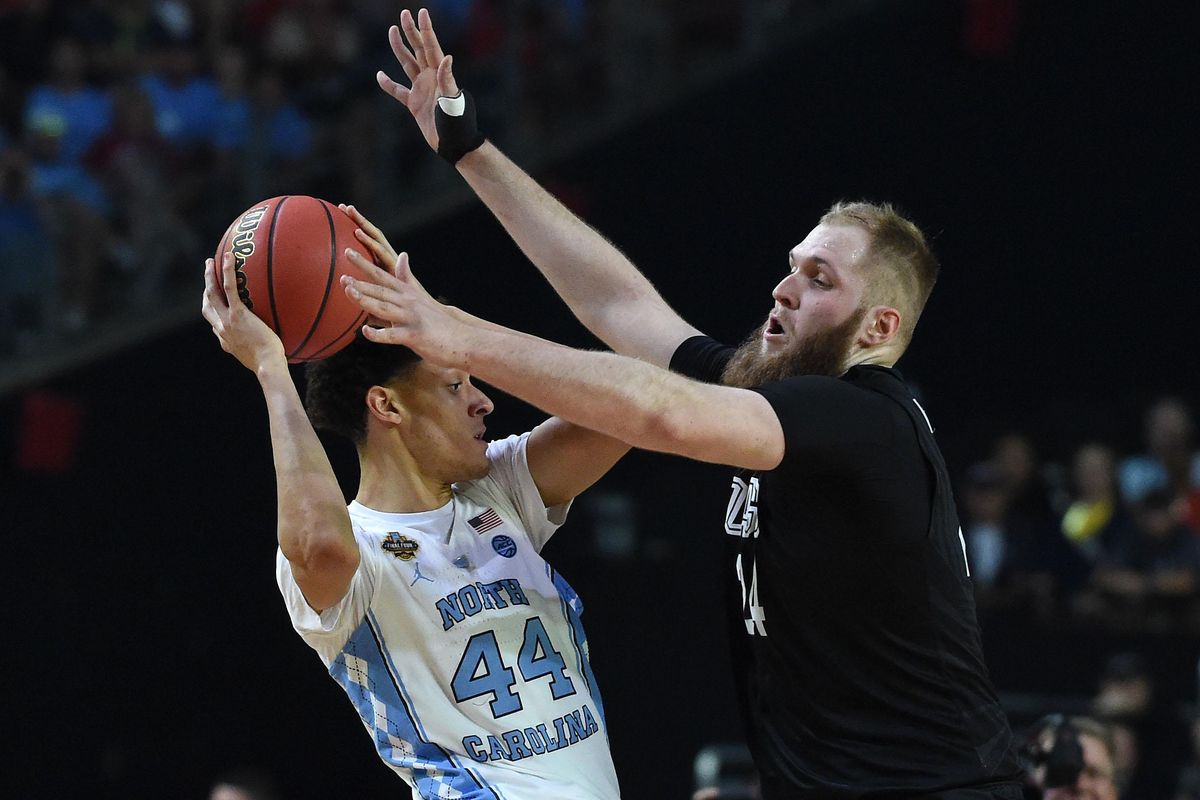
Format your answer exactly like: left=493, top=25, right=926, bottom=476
left=993, top=431, right=1059, bottom=529
left=23, top=37, right=112, bottom=164
left=1023, top=716, right=1120, bottom=800
left=86, top=82, right=197, bottom=305
left=137, top=31, right=219, bottom=155
left=1092, top=653, right=1189, bottom=800
left=212, top=48, right=314, bottom=204
left=962, top=461, right=1012, bottom=591
left=1062, top=443, right=1137, bottom=562
left=0, top=143, right=55, bottom=352
left=1092, top=489, right=1200, bottom=629
left=963, top=459, right=1087, bottom=612
left=23, top=90, right=109, bottom=332
left=1120, top=398, right=1200, bottom=518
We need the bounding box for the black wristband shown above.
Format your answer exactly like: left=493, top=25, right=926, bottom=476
left=434, top=90, right=486, bottom=165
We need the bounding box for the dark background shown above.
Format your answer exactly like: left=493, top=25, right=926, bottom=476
left=2, top=1, right=1198, bottom=797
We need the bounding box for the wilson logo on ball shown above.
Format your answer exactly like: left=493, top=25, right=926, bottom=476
left=212, top=195, right=375, bottom=363
left=230, top=204, right=269, bottom=309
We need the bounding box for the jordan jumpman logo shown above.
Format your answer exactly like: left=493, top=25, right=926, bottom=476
left=410, top=561, right=434, bottom=586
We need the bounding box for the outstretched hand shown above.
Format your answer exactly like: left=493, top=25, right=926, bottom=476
left=341, top=248, right=472, bottom=370
left=377, top=8, right=460, bottom=153
left=201, top=251, right=286, bottom=374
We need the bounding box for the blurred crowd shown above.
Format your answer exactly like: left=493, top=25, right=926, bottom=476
left=961, top=396, right=1200, bottom=633
left=0, top=0, right=814, bottom=357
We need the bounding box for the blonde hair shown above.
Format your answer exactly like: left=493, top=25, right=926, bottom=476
left=820, top=201, right=939, bottom=347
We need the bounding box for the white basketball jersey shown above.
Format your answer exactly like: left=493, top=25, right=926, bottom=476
left=277, top=433, right=620, bottom=800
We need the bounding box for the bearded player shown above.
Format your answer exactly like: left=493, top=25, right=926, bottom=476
left=340, top=9, right=1023, bottom=798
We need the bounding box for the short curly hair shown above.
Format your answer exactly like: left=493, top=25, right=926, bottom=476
left=304, top=334, right=421, bottom=444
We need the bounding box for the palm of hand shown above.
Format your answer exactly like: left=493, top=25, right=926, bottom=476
left=408, top=69, right=442, bottom=149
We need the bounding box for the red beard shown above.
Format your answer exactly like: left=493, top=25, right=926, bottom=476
left=721, top=307, right=865, bottom=388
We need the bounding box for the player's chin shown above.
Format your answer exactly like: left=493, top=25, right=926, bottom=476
left=461, top=453, right=490, bottom=482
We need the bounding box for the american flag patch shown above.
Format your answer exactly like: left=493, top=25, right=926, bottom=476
left=468, top=508, right=503, bottom=534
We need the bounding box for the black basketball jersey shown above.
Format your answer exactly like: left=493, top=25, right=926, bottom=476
left=671, top=336, right=1019, bottom=799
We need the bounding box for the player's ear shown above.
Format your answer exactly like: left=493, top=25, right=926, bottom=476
left=862, top=306, right=901, bottom=346
left=365, top=384, right=406, bottom=427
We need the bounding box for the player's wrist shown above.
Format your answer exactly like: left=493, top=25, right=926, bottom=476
left=254, top=349, right=290, bottom=383
left=435, top=90, right=485, bottom=165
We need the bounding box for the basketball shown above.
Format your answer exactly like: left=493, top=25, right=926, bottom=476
left=214, top=196, right=374, bottom=363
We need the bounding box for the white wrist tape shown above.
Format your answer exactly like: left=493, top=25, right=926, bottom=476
left=437, top=93, right=467, bottom=117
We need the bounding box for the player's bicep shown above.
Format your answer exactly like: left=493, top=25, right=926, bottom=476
left=525, top=417, right=631, bottom=508
left=661, top=386, right=785, bottom=471
left=596, top=296, right=704, bottom=368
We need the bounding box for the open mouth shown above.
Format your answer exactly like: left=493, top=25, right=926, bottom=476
left=473, top=429, right=486, bottom=441
left=766, top=316, right=785, bottom=336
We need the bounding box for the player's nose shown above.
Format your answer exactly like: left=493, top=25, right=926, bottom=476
left=772, top=274, right=799, bottom=310
left=470, top=389, right=493, bottom=417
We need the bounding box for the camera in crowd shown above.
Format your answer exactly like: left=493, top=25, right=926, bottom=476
left=1019, top=715, right=1119, bottom=800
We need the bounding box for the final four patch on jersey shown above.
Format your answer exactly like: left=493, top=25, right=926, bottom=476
left=381, top=532, right=420, bottom=560
left=491, top=535, right=517, bottom=558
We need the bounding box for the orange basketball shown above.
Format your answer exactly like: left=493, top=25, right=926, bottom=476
left=214, top=195, right=374, bottom=363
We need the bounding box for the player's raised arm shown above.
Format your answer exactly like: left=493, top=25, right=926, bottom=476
left=376, top=8, right=700, bottom=368
left=202, top=253, right=359, bottom=611
left=342, top=252, right=784, bottom=471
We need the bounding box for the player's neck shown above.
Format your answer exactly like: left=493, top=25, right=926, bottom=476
left=843, top=343, right=900, bottom=372
left=355, top=445, right=453, bottom=513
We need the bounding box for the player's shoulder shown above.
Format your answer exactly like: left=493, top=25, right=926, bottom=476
left=756, top=368, right=918, bottom=456
left=483, top=431, right=528, bottom=464
left=756, top=369, right=893, bottom=412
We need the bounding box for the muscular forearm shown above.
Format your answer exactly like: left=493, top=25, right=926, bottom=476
left=258, top=363, right=356, bottom=568
left=344, top=257, right=782, bottom=469
left=449, top=315, right=777, bottom=469
left=457, top=143, right=693, bottom=365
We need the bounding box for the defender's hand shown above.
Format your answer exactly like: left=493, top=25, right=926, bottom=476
left=341, top=250, right=472, bottom=370
left=339, top=203, right=399, bottom=269
left=377, top=8, right=460, bottom=153
left=201, top=252, right=287, bottom=375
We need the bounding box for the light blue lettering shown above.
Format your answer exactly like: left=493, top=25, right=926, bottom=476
left=487, top=734, right=508, bottom=762
left=554, top=715, right=572, bottom=746
left=500, top=578, right=529, bottom=606
left=565, top=709, right=586, bottom=743
left=536, top=722, right=561, bottom=752
left=462, top=735, right=487, bottom=763
left=459, top=585, right=483, bottom=616
left=479, top=581, right=509, bottom=609
left=502, top=729, right=533, bottom=761
left=582, top=704, right=599, bottom=736
left=436, top=596, right=465, bottom=631
left=524, top=727, right=546, bottom=754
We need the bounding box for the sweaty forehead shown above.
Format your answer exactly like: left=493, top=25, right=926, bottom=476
left=794, top=223, right=871, bottom=271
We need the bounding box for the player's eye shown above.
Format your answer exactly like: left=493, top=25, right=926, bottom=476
left=449, top=382, right=463, bottom=392
left=811, top=275, right=832, bottom=289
